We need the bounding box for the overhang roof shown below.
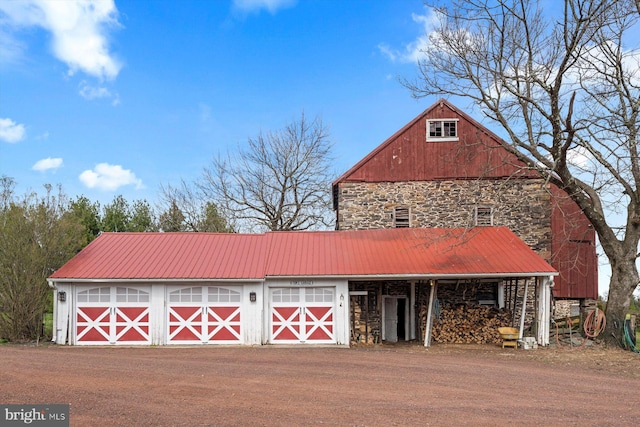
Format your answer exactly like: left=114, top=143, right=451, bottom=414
left=49, top=227, right=556, bottom=282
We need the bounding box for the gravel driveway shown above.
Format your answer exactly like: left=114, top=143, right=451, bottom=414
left=1, top=343, right=638, bottom=426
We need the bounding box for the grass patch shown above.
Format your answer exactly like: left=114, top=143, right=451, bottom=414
left=43, top=313, right=53, bottom=338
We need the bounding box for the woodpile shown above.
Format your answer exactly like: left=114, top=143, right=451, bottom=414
left=428, top=304, right=513, bottom=344
left=350, top=302, right=378, bottom=345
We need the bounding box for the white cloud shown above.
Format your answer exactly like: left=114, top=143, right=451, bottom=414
left=35, top=131, right=49, bottom=141
left=79, top=163, right=143, bottom=191
left=378, top=8, right=441, bottom=64
left=566, top=146, right=592, bottom=169
left=0, top=117, right=26, bottom=143
left=0, top=26, right=26, bottom=65
left=79, top=83, right=111, bottom=100
left=78, top=81, right=121, bottom=105
left=32, top=157, right=63, bottom=172
left=0, top=0, right=122, bottom=80
left=232, top=0, right=296, bottom=14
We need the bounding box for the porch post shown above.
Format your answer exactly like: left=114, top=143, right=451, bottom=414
left=498, top=282, right=505, bottom=309
left=424, top=280, right=436, bottom=347
left=536, top=276, right=552, bottom=346
left=410, top=281, right=416, bottom=340
left=518, top=279, right=529, bottom=340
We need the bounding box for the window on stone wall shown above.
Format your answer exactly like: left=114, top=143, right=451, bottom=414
left=394, top=207, right=410, bottom=228
left=474, top=206, right=493, bottom=226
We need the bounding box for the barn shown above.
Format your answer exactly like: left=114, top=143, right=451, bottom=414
left=333, top=99, right=598, bottom=337
left=48, top=227, right=556, bottom=346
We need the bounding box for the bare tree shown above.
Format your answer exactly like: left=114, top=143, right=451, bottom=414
left=158, top=179, right=232, bottom=232
left=200, top=113, right=335, bottom=232
left=403, top=0, right=639, bottom=345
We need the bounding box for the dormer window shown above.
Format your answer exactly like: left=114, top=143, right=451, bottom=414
left=426, top=119, right=458, bottom=141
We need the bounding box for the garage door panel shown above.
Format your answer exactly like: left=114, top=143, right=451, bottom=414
left=208, top=306, right=240, bottom=322
left=77, top=306, right=110, bottom=323
left=114, top=307, right=150, bottom=342
left=305, top=306, right=334, bottom=341
left=116, top=307, right=148, bottom=323
left=272, top=306, right=300, bottom=322
left=306, top=306, right=332, bottom=321
left=206, top=306, right=242, bottom=342
left=169, top=306, right=201, bottom=322
left=168, top=306, right=203, bottom=342
left=167, top=286, right=243, bottom=344
left=75, top=286, right=151, bottom=345
left=116, top=324, right=149, bottom=342
left=76, top=306, right=111, bottom=343
left=270, top=288, right=335, bottom=344
left=273, top=324, right=301, bottom=341
left=77, top=325, right=110, bottom=342
left=272, top=306, right=302, bottom=341
left=169, top=324, right=201, bottom=341
left=208, top=324, right=241, bottom=341
left=306, top=324, right=333, bottom=340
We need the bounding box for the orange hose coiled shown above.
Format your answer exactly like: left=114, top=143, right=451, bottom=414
left=583, top=309, right=606, bottom=338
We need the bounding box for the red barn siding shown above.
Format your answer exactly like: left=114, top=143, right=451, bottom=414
left=336, top=100, right=536, bottom=183
left=550, top=185, right=598, bottom=299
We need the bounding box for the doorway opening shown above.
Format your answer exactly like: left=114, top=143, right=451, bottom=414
left=383, top=296, right=409, bottom=343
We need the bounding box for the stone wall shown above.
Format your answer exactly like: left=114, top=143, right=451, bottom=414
left=340, top=180, right=552, bottom=344
left=336, top=179, right=552, bottom=259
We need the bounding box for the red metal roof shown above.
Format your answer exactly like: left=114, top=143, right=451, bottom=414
left=50, top=232, right=269, bottom=280
left=49, top=227, right=556, bottom=281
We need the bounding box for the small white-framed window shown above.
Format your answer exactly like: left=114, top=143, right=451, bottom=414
left=208, top=287, right=241, bottom=303
left=393, top=207, right=410, bottom=228
left=169, top=287, right=203, bottom=303
left=77, top=287, right=110, bottom=303
left=116, top=287, right=150, bottom=303
left=426, top=119, right=459, bottom=141
left=474, top=206, right=494, bottom=226
left=305, top=288, right=333, bottom=303
left=272, top=288, right=300, bottom=303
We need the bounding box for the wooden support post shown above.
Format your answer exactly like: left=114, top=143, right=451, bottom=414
left=410, top=281, right=416, bottom=340
left=424, top=280, right=436, bottom=347
left=519, top=279, right=529, bottom=340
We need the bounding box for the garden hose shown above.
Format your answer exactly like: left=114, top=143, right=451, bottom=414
left=554, top=309, right=605, bottom=348
left=583, top=308, right=606, bottom=339
left=623, top=315, right=639, bottom=354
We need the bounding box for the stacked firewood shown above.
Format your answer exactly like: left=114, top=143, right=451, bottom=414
left=350, top=303, right=378, bottom=345
left=429, top=304, right=513, bottom=344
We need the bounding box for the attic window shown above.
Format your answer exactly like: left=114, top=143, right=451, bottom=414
left=474, top=206, right=493, bottom=226
left=394, top=207, right=410, bottom=228
left=426, top=119, right=458, bottom=141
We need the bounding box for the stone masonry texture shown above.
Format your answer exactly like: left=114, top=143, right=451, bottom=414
left=336, top=179, right=552, bottom=262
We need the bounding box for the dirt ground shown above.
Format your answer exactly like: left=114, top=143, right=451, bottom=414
left=1, top=342, right=638, bottom=426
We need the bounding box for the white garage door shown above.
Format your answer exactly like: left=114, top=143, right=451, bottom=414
left=75, top=286, right=151, bottom=345
left=167, top=286, right=242, bottom=344
left=270, top=287, right=335, bottom=344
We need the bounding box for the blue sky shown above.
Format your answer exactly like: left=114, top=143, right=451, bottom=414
left=1, top=0, right=441, bottom=205
left=0, top=0, right=625, bottom=296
